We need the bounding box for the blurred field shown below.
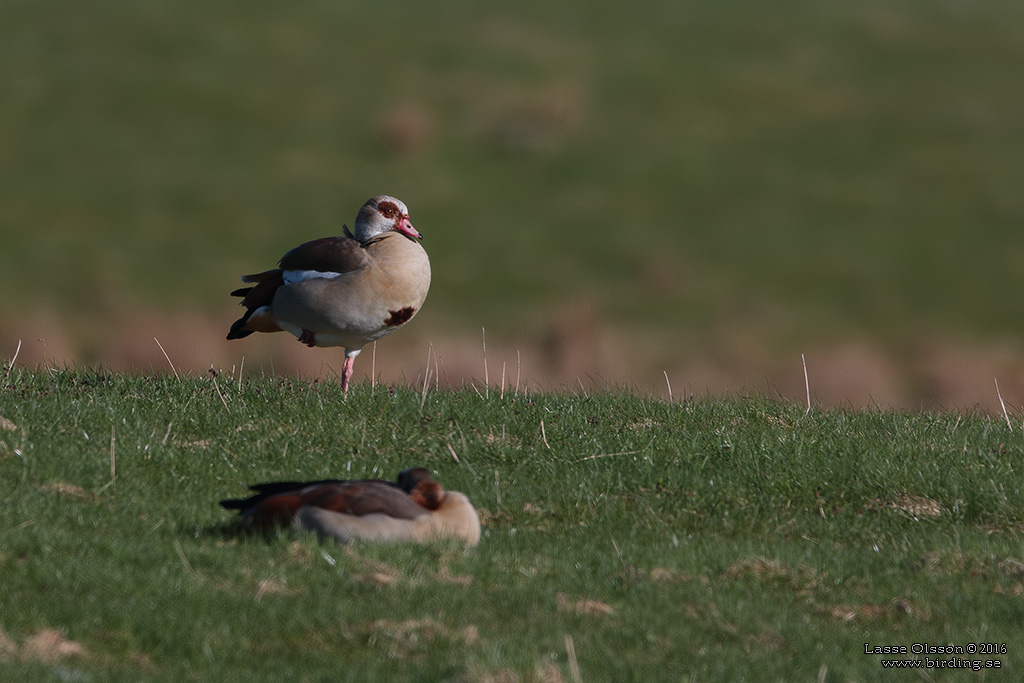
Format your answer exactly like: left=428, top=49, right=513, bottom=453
left=3, top=0, right=1024, bottom=408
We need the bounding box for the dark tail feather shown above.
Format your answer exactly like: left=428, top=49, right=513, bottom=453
left=226, top=315, right=255, bottom=340
left=245, top=479, right=350, bottom=497
left=226, top=273, right=281, bottom=339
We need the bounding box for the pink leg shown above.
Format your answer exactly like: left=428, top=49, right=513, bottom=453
left=341, top=355, right=355, bottom=393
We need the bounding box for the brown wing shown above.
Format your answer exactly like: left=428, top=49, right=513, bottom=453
left=222, top=479, right=430, bottom=529
left=278, top=236, right=369, bottom=274
left=308, top=481, right=430, bottom=519
left=230, top=269, right=285, bottom=308
left=219, top=470, right=433, bottom=513
left=227, top=235, right=368, bottom=339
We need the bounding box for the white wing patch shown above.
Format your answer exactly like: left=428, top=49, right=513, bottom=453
left=282, top=269, right=343, bottom=285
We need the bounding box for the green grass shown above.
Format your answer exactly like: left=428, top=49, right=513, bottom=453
left=2, top=368, right=1022, bottom=680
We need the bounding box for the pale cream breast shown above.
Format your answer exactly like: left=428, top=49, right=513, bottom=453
left=270, top=233, right=430, bottom=351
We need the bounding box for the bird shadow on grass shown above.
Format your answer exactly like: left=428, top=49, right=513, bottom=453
left=181, top=519, right=284, bottom=543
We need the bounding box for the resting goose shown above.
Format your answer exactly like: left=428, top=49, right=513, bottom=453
left=226, top=195, right=430, bottom=392
left=219, top=468, right=481, bottom=546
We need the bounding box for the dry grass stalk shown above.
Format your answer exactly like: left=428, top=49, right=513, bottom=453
left=420, top=343, right=434, bottom=410
left=154, top=337, right=180, bottom=381
left=3, top=519, right=35, bottom=534
left=209, top=367, right=229, bottom=411
left=578, top=438, right=654, bottom=462
left=516, top=349, right=522, bottom=396
left=995, top=378, right=1013, bottom=431
left=110, top=425, right=116, bottom=481
left=565, top=634, right=582, bottom=683
left=174, top=539, right=196, bottom=577
left=802, top=353, right=811, bottom=414
left=4, top=338, right=21, bottom=381
left=469, top=382, right=485, bottom=399
left=482, top=327, right=489, bottom=398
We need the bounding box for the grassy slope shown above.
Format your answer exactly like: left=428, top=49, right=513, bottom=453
left=2, top=368, right=1022, bottom=680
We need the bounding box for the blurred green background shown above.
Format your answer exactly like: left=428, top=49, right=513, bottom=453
left=3, top=0, right=1024, bottom=408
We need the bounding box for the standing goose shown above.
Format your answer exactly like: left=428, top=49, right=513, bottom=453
left=227, top=195, right=430, bottom=392
left=220, top=468, right=481, bottom=546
